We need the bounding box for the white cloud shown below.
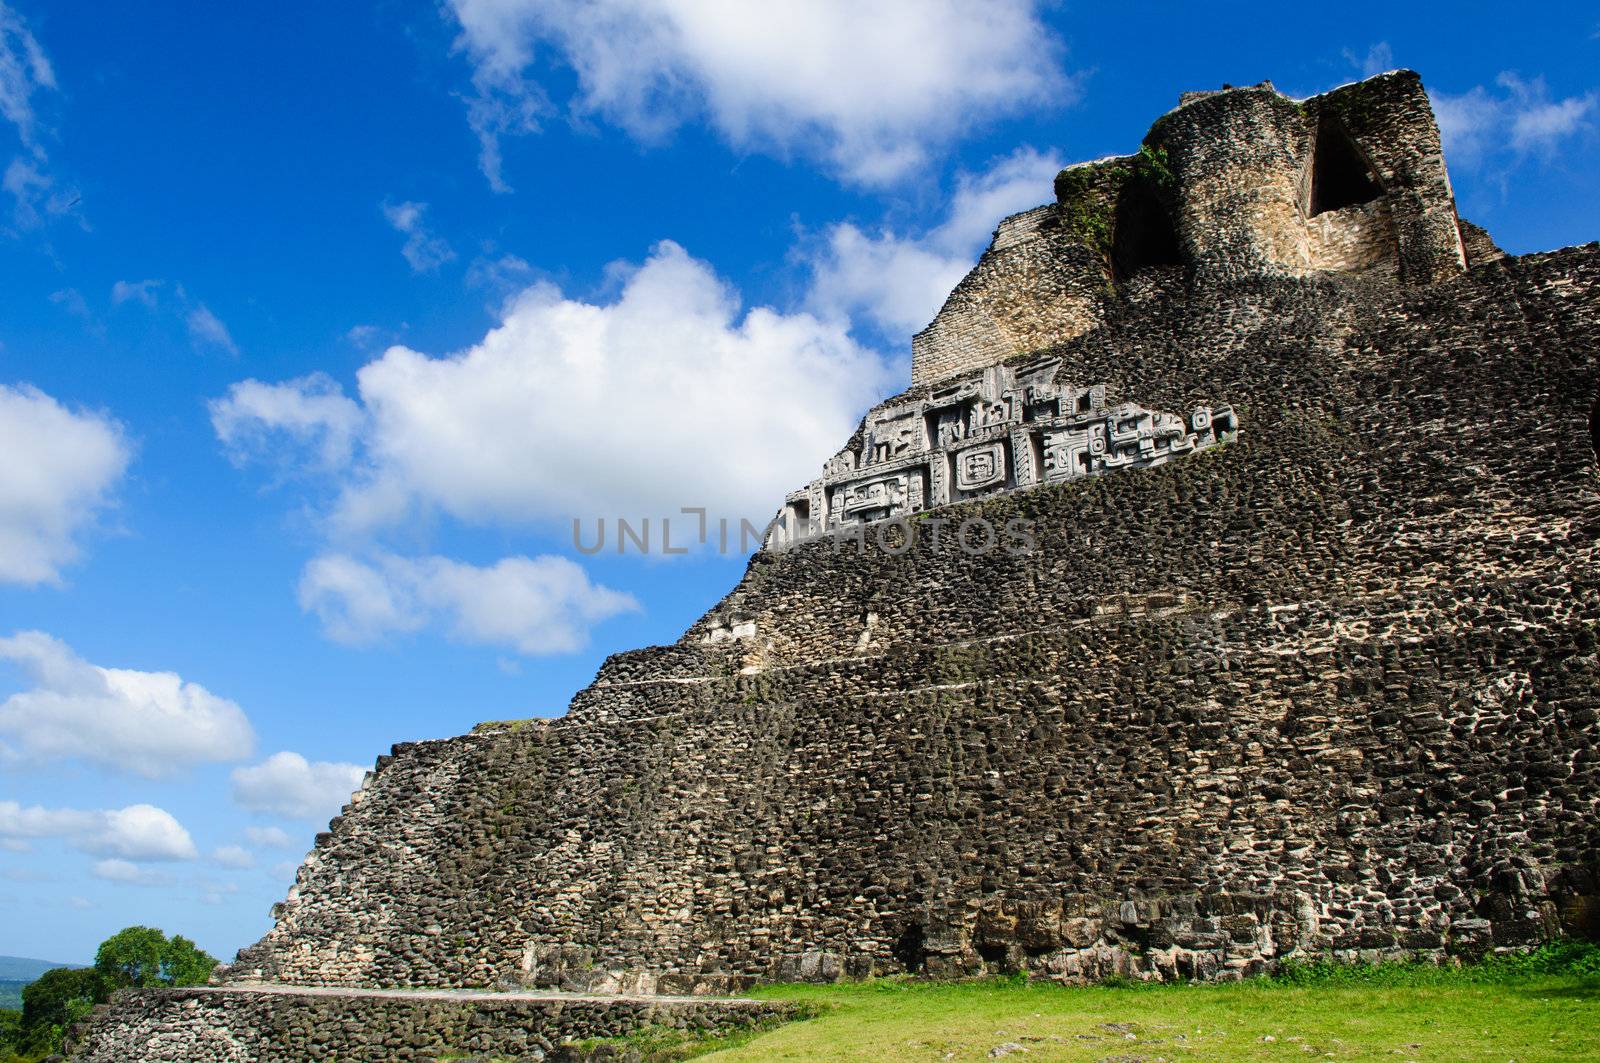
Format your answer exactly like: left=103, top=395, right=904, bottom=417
left=0, top=2, right=54, bottom=153
left=211, top=844, right=255, bottom=869
left=49, top=287, right=89, bottom=320
left=94, top=805, right=198, bottom=860
left=91, top=859, right=173, bottom=885
left=0, top=7, right=78, bottom=232
left=346, top=324, right=382, bottom=348
left=0, top=800, right=197, bottom=861
left=466, top=251, right=534, bottom=294
left=1343, top=42, right=1395, bottom=80
left=806, top=146, right=1061, bottom=338
left=299, top=551, right=639, bottom=654
left=0, top=383, right=129, bottom=586
left=0, top=631, right=254, bottom=777
left=217, top=240, right=891, bottom=533
left=111, top=278, right=162, bottom=308
left=1432, top=72, right=1597, bottom=168
left=382, top=200, right=455, bottom=273
left=0, top=1, right=51, bottom=145
left=446, top=0, right=1070, bottom=187
left=243, top=825, right=295, bottom=849
left=187, top=303, right=239, bottom=356
left=107, top=280, right=237, bottom=353
left=0, top=800, right=99, bottom=841
left=296, top=553, right=421, bottom=643
left=210, top=373, right=364, bottom=473
left=198, top=880, right=240, bottom=905
left=2, top=155, right=74, bottom=229
left=231, top=752, right=366, bottom=821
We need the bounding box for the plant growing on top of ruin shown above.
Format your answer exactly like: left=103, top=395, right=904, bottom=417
left=1134, top=143, right=1176, bottom=190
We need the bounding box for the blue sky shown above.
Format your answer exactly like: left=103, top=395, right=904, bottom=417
left=1, top=1, right=1596, bottom=965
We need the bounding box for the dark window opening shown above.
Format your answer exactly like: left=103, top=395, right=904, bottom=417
left=975, top=939, right=1012, bottom=971
left=1310, top=116, right=1384, bottom=216
left=893, top=923, right=927, bottom=973
left=1110, top=183, right=1183, bottom=281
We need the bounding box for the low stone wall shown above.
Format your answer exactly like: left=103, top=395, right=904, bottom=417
left=64, top=986, right=798, bottom=1062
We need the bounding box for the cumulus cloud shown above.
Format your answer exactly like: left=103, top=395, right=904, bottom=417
left=382, top=200, right=456, bottom=273
left=231, top=752, right=366, bottom=821
left=93, top=805, right=198, bottom=859
left=299, top=551, right=639, bottom=654
left=1432, top=72, right=1597, bottom=168
left=446, top=0, right=1070, bottom=188
left=0, top=631, right=254, bottom=778
left=0, top=800, right=197, bottom=861
left=0, top=383, right=130, bottom=586
left=806, top=147, right=1061, bottom=339
left=210, top=373, right=364, bottom=472
left=217, top=240, right=891, bottom=533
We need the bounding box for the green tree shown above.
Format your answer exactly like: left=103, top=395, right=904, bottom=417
left=160, top=935, right=216, bottom=987
left=93, top=925, right=218, bottom=989
left=93, top=925, right=167, bottom=988
left=6, top=927, right=219, bottom=1059
left=18, top=967, right=108, bottom=1056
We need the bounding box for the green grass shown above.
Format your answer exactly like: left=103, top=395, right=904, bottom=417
left=672, top=948, right=1600, bottom=1063
left=565, top=1013, right=807, bottom=1061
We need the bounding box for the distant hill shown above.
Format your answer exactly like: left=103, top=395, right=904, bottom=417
left=0, top=956, right=81, bottom=1012
left=0, top=955, right=79, bottom=981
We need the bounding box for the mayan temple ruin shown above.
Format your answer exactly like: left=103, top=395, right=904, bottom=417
left=69, top=69, right=1600, bottom=1060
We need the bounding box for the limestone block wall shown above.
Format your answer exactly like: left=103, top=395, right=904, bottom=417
left=1315, top=71, right=1467, bottom=284
left=1154, top=73, right=1463, bottom=285
left=64, top=988, right=795, bottom=1063
left=222, top=245, right=1600, bottom=993
left=910, top=205, right=1110, bottom=385
left=911, top=70, right=1468, bottom=386
left=1157, top=84, right=1313, bottom=280
left=1304, top=200, right=1398, bottom=273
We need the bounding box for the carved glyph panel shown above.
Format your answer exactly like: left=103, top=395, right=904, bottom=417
left=772, top=358, right=1238, bottom=544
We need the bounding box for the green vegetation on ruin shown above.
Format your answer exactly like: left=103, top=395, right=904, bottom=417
left=1054, top=144, right=1176, bottom=261
left=574, top=944, right=1600, bottom=1063
left=0, top=926, right=215, bottom=1062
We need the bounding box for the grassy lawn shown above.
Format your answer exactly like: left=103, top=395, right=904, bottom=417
left=681, top=965, right=1600, bottom=1063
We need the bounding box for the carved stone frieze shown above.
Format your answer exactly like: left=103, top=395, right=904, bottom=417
left=770, top=358, right=1237, bottom=545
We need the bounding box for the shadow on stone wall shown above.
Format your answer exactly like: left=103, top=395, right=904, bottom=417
left=1589, top=386, right=1599, bottom=464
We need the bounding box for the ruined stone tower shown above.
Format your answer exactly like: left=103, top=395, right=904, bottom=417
left=71, top=70, right=1600, bottom=1061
